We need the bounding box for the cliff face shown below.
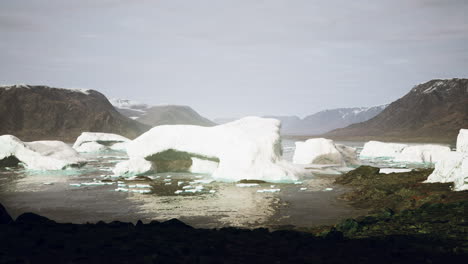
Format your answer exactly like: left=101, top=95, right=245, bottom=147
left=325, top=79, right=468, bottom=143
left=0, top=85, right=149, bottom=141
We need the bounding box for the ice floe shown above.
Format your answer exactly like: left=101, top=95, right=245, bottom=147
left=293, top=138, right=359, bottom=166
left=457, top=129, right=468, bottom=153
left=114, top=117, right=301, bottom=182
left=360, top=141, right=408, bottom=158
left=0, top=135, right=85, bottom=170
left=379, top=168, right=412, bottom=174
left=73, top=132, right=130, bottom=153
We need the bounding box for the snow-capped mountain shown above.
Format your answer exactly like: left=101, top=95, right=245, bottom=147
left=0, top=85, right=149, bottom=141
left=109, top=98, right=150, bottom=120
left=326, top=78, right=468, bottom=143
left=111, top=99, right=215, bottom=127
left=215, top=106, right=387, bottom=135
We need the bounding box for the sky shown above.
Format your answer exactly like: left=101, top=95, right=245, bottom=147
left=1, top=0, right=467, bottom=119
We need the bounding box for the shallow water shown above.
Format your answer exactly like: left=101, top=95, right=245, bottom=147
left=0, top=140, right=433, bottom=229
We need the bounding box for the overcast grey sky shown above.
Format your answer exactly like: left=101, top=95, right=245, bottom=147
left=1, top=0, right=467, bottom=119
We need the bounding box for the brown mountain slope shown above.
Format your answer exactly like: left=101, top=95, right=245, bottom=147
left=0, top=85, right=150, bottom=141
left=136, top=105, right=216, bottom=127
left=325, top=79, right=468, bottom=144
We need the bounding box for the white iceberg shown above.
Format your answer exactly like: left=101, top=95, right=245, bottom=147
left=457, top=129, right=468, bottom=153
left=292, top=138, right=358, bottom=166
left=379, top=168, right=412, bottom=174
left=73, top=132, right=130, bottom=153
left=359, top=141, right=408, bottom=158
left=113, top=117, right=300, bottom=182
left=113, top=157, right=154, bottom=176
left=0, top=135, right=85, bottom=170
left=189, top=157, right=219, bottom=174
left=425, top=151, right=467, bottom=191
left=394, top=145, right=451, bottom=164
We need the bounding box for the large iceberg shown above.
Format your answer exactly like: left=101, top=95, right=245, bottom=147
left=359, top=141, right=408, bottom=158
left=457, top=129, right=468, bottom=153
left=425, top=129, right=468, bottom=191
left=394, top=145, right=451, bottom=163
left=0, top=135, right=85, bottom=170
left=73, top=132, right=130, bottom=152
left=292, top=138, right=359, bottom=166
left=113, top=117, right=300, bottom=182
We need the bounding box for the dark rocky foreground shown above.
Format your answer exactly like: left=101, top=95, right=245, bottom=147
left=0, top=204, right=466, bottom=264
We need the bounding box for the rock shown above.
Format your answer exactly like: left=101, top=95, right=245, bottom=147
left=15, top=213, right=56, bottom=225
left=0, top=203, right=13, bottom=224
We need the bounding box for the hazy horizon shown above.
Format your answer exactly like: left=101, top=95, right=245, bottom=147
left=1, top=0, right=467, bottom=119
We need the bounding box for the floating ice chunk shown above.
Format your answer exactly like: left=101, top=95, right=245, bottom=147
left=209, top=190, right=216, bottom=193
left=360, top=141, right=407, bottom=158
left=135, top=184, right=151, bottom=188
left=300, top=187, right=307, bottom=191
left=257, top=189, right=280, bottom=193
left=293, top=138, right=359, bottom=166
left=117, top=117, right=300, bottom=182
left=74, top=142, right=108, bottom=153
left=189, top=158, right=218, bottom=174
left=163, top=179, right=172, bottom=182
left=117, top=181, right=125, bottom=184
left=0, top=135, right=85, bottom=170
left=81, top=182, right=114, bottom=186
left=177, top=181, right=183, bottom=186
left=323, top=188, right=333, bottom=191
left=457, top=129, right=468, bottom=153
left=73, top=132, right=130, bottom=153
left=115, top=187, right=129, bottom=192
left=236, top=183, right=259, bottom=187
left=270, top=185, right=276, bottom=188
left=425, top=151, right=468, bottom=191
left=182, top=185, right=193, bottom=189
left=394, top=145, right=451, bottom=163
left=174, top=190, right=183, bottom=194
left=379, top=168, right=412, bottom=174
left=113, top=157, right=154, bottom=177
left=109, top=142, right=128, bottom=152
left=43, top=182, right=54, bottom=185
left=130, top=189, right=151, bottom=194
left=69, top=183, right=81, bottom=187
left=294, top=181, right=303, bottom=185
left=165, top=183, right=172, bottom=185
left=166, top=175, right=172, bottom=178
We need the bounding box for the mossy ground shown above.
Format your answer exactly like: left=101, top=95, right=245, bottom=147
left=303, top=166, right=468, bottom=253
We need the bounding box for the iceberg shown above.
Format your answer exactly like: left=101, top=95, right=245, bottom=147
left=457, top=129, right=468, bottom=153
left=73, top=132, right=130, bottom=153
left=359, top=141, right=407, bottom=158
left=292, top=138, right=358, bottom=166
left=394, top=145, right=451, bottom=163
left=0, top=135, right=85, bottom=170
left=425, top=129, right=468, bottom=191
left=189, top=157, right=218, bottom=174
left=113, top=117, right=300, bottom=182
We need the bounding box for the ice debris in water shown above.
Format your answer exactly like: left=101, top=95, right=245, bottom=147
left=69, top=183, right=81, bottom=187
left=174, top=190, right=183, bottom=194
left=130, top=189, right=151, bottom=194
left=300, top=187, right=307, bottom=191
left=163, top=179, right=171, bottom=182
left=323, top=188, right=333, bottom=191
left=165, top=183, right=172, bottom=185
left=236, top=183, right=259, bottom=188
left=115, top=187, right=129, bottom=192
left=166, top=175, right=172, bottom=178
left=294, top=181, right=303, bottom=185
left=135, top=184, right=151, bottom=188
left=209, top=190, right=216, bottom=193
left=193, top=179, right=214, bottom=184
left=43, top=182, right=54, bottom=185
left=257, top=189, right=281, bottom=193
left=177, top=181, right=184, bottom=186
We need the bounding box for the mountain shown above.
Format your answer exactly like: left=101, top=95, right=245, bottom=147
left=325, top=78, right=468, bottom=143
left=111, top=100, right=216, bottom=127
left=0, top=85, right=149, bottom=141
left=215, top=106, right=386, bottom=135
left=109, top=98, right=150, bottom=120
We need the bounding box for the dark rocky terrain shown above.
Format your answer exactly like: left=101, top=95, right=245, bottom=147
left=136, top=105, right=216, bottom=127
left=0, top=85, right=149, bottom=141
left=0, top=202, right=467, bottom=264
left=325, top=78, right=468, bottom=143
